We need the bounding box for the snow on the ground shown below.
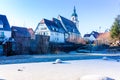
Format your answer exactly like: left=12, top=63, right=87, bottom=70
left=0, top=59, right=119, bottom=80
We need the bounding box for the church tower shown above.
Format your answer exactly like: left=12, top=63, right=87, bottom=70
left=71, top=6, right=79, bottom=30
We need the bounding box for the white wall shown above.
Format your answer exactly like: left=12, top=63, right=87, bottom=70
left=35, top=24, right=50, bottom=36
left=35, top=23, right=65, bottom=43
left=89, top=35, right=96, bottom=41
left=0, top=24, right=3, bottom=28
left=4, top=31, right=11, bottom=38
left=84, top=35, right=96, bottom=41
left=50, top=32, right=64, bottom=43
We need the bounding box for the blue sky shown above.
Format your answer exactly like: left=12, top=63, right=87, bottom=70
left=0, top=0, right=120, bottom=36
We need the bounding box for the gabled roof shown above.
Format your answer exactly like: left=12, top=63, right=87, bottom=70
left=84, top=34, right=91, bottom=37
left=84, top=31, right=99, bottom=39
left=97, top=32, right=110, bottom=40
left=28, top=28, right=34, bottom=35
left=52, top=18, right=66, bottom=33
left=90, top=31, right=99, bottom=38
left=42, top=18, right=65, bottom=33
left=11, top=26, right=31, bottom=37
left=0, top=20, right=3, bottom=25
left=58, top=15, right=80, bottom=34
left=0, top=14, right=11, bottom=31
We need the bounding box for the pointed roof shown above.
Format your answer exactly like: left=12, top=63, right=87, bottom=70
left=41, top=18, right=65, bottom=33
left=90, top=31, right=99, bottom=38
left=0, top=20, right=3, bottom=25
left=71, top=6, right=78, bottom=17
left=28, top=28, right=34, bottom=35
left=52, top=18, right=66, bottom=33
left=58, top=15, right=80, bottom=34
left=84, top=34, right=91, bottom=37
left=12, top=26, right=31, bottom=37
left=84, top=31, right=99, bottom=38
left=97, top=32, right=110, bottom=40
left=0, top=14, right=11, bottom=31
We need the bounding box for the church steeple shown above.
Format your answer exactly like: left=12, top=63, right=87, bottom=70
left=72, top=6, right=78, bottom=17
left=71, top=6, right=79, bottom=31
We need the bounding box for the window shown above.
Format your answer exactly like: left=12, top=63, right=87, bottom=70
left=41, top=27, right=47, bottom=30
left=57, top=38, right=59, bottom=41
left=52, top=27, right=55, bottom=31
left=72, top=29, right=74, bottom=32
left=55, top=28, right=58, bottom=31
left=0, top=32, right=4, bottom=38
left=0, top=20, right=3, bottom=28
left=44, top=32, right=45, bottom=35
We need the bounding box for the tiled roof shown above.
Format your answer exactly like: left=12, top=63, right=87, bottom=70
left=28, top=28, right=34, bottom=35
left=0, top=14, right=11, bottom=31
left=12, top=26, right=31, bottom=37
left=28, top=28, right=35, bottom=39
left=0, top=20, right=3, bottom=25
left=84, top=31, right=99, bottom=38
left=35, top=15, right=80, bottom=34
left=97, top=32, right=110, bottom=40
left=59, top=15, right=80, bottom=34
left=84, top=34, right=91, bottom=37
left=52, top=18, right=66, bottom=33
left=91, top=31, right=99, bottom=38
left=43, top=18, right=65, bottom=33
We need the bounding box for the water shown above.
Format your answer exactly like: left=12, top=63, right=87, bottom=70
left=0, top=54, right=119, bottom=65
left=108, top=56, right=120, bottom=60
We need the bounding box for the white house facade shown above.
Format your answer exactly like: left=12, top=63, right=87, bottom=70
left=49, top=31, right=64, bottom=43
left=84, top=35, right=96, bottom=42
left=84, top=31, right=99, bottom=42
left=0, top=15, right=11, bottom=41
left=35, top=7, right=81, bottom=44
left=35, top=19, right=65, bottom=43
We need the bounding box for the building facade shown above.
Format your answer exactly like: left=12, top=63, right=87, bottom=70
left=35, top=7, right=81, bottom=44
left=0, top=14, right=11, bottom=42
left=84, top=31, right=99, bottom=43
left=11, top=26, right=31, bottom=54
left=35, top=18, right=65, bottom=43
left=0, top=14, right=12, bottom=56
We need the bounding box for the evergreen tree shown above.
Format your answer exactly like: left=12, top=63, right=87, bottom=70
left=110, top=18, right=120, bottom=40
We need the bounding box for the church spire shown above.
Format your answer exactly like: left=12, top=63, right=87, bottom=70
left=74, top=6, right=76, bottom=13
left=72, top=6, right=78, bottom=17
left=71, top=6, right=79, bottom=32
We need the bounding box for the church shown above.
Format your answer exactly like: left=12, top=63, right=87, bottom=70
left=35, top=7, right=81, bottom=44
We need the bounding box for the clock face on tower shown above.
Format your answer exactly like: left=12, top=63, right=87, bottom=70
left=71, top=6, right=78, bottom=23
left=71, top=16, right=75, bottom=21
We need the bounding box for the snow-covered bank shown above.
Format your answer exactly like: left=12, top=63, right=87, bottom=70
left=0, top=59, right=119, bottom=80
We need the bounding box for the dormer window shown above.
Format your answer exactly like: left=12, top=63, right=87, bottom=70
left=55, top=28, right=58, bottom=31
left=52, top=27, right=54, bottom=31
left=72, top=29, right=74, bottom=32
